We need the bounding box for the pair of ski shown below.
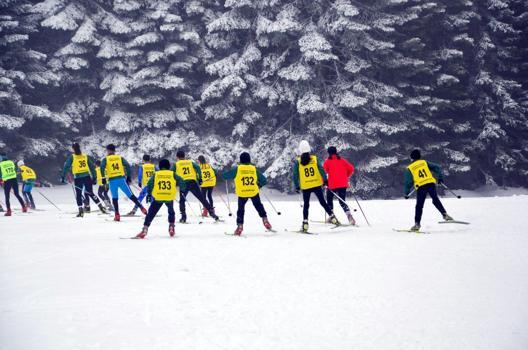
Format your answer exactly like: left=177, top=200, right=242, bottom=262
left=224, top=228, right=277, bottom=237
left=393, top=220, right=470, bottom=234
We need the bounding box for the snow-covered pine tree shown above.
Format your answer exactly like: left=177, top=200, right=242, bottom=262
left=0, top=0, right=67, bottom=161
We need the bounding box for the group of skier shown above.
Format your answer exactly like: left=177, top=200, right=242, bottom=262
left=1, top=140, right=455, bottom=235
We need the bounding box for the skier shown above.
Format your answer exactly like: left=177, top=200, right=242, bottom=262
left=323, top=146, right=356, bottom=225
left=0, top=154, right=26, bottom=216
left=135, top=159, right=186, bottom=239
left=172, top=150, right=219, bottom=223
left=127, top=154, right=156, bottom=216
left=95, top=160, right=112, bottom=210
left=197, top=155, right=217, bottom=217
left=17, top=160, right=37, bottom=209
left=61, top=143, right=107, bottom=217
left=100, top=144, right=146, bottom=221
left=222, top=152, right=272, bottom=235
left=404, top=149, right=453, bottom=231
left=292, top=140, right=339, bottom=233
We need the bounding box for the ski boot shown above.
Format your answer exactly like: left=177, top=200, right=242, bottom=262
left=443, top=213, right=454, bottom=221
left=21, top=205, right=28, bottom=213
left=0, top=206, right=4, bottom=212
left=346, top=211, right=356, bottom=226
left=104, top=199, right=113, bottom=211
left=329, top=214, right=339, bottom=226
left=179, top=215, right=187, bottom=224
left=76, top=207, right=84, bottom=217
left=135, top=226, right=148, bottom=239
left=126, top=208, right=137, bottom=216
left=30, top=203, right=36, bottom=210
left=84, top=205, right=91, bottom=213
left=98, top=203, right=107, bottom=214
left=114, top=213, right=120, bottom=222
left=140, top=207, right=147, bottom=215
left=410, top=223, right=421, bottom=232
left=169, top=224, right=175, bottom=237
left=301, top=220, right=309, bottom=233
left=234, top=224, right=243, bottom=236
left=262, top=217, right=272, bottom=230
left=202, top=207, right=208, bottom=217
left=209, top=209, right=220, bottom=222
left=4, top=209, right=12, bottom=217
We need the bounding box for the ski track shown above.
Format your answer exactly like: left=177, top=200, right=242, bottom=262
left=1, top=187, right=528, bottom=350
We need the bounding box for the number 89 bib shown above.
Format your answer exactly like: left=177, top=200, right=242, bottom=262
left=298, top=155, right=323, bottom=190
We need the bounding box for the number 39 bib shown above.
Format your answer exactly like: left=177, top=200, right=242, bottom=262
left=235, top=164, right=259, bottom=198
left=152, top=170, right=177, bottom=201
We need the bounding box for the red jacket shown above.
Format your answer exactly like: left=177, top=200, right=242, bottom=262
left=323, top=155, right=354, bottom=189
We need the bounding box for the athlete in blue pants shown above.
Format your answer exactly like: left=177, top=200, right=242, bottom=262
left=127, top=154, right=157, bottom=216
left=100, top=144, right=146, bottom=221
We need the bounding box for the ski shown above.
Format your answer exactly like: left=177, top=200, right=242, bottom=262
left=224, top=232, right=247, bottom=237
left=284, top=229, right=318, bottom=235
left=438, top=220, right=470, bottom=225
left=330, top=224, right=357, bottom=229
left=393, top=228, right=430, bottom=234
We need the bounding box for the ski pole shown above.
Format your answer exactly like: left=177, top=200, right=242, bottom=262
left=328, top=189, right=357, bottom=212
left=351, top=192, right=370, bottom=226
left=225, top=181, right=233, bottom=217
left=261, top=191, right=282, bottom=216
left=36, top=189, right=62, bottom=211
left=441, top=183, right=462, bottom=199
left=404, top=188, right=416, bottom=199
left=218, top=193, right=233, bottom=216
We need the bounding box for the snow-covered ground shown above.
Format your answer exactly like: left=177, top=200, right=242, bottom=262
left=1, top=186, right=527, bottom=350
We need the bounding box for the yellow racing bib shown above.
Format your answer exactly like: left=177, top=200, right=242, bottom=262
left=105, top=155, right=125, bottom=178
left=176, top=160, right=197, bottom=181
left=95, top=166, right=104, bottom=186
left=141, top=163, right=156, bottom=187
left=298, top=155, right=323, bottom=190
left=407, top=159, right=436, bottom=188
left=235, top=164, right=259, bottom=198
left=152, top=170, right=177, bottom=201
left=200, top=164, right=216, bottom=188
left=20, top=165, right=36, bottom=181
left=72, top=154, right=89, bottom=175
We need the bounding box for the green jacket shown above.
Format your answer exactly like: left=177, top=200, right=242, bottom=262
left=100, top=155, right=132, bottom=179
left=146, top=171, right=186, bottom=203
left=171, top=160, right=202, bottom=183
left=62, top=154, right=96, bottom=179
left=222, top=164, right=267, bottom=187
left=291, top=157, right=327, bottom=189
left=404, top=160, right=443, bottom=195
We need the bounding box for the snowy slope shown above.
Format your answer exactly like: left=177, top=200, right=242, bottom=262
left=1, top=187, right=527, bottom=350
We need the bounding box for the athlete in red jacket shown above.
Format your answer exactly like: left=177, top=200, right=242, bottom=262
left=323, top=146, right=355, bottom=225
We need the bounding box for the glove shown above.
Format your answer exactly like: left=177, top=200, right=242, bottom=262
left=323, top=179, right=328, bottom=187
left=126, top=176, right=131, bottom=184
left=438, top=179, right=444, bottom=185
left=102, top=178, right=107, bottom=185
left=92, top=178, right=97, bottom=185
left=146, top=194, right=153, bottom=203
left=138, top=183, right=142, bottom=189
left=295, top=186, right=300, bottom=194
left=60, top=177, right=66, bottom=184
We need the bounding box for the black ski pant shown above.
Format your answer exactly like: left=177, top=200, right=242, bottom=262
left=415, top=183, right=447, bottom=224
left=302, top=186, right=333, bottom=220
left=179, top=180, right=214, bottom=218
left=3, top=178, right=25, bottom=210
left=74, top=176, right=101, bottom=208
left=144, top=200, right=175, bottom=227
left=201, top=186, right=214, bottom=208
left=326, top=187, right=350, bottom=213
left=97, top=185, right=110, bottom=202
left=236, top=194, right=267, bottom=225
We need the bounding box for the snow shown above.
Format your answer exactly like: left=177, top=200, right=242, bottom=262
left=1, top=187, right=528, bottom=350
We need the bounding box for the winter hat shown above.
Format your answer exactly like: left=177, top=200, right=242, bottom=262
left=240, top=152, right=251, bottom=164
left=72, top=142, right=81, bottom=155
left=143, top=154, right=151, bottom=162
left=17, top=160, right=24, bottom=167
left=176, top=150, right=185, bottom=159
left=198, top=155, right=206, bottom=164
left=410, top=149, right=421, bottom=160
left=299, top=140, right=311, bottom=154
left=159, top=159, right=170, bottom=170
left=106, top=144, right=116, bottom=152
left=327, top=146, right=337, bottom=156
